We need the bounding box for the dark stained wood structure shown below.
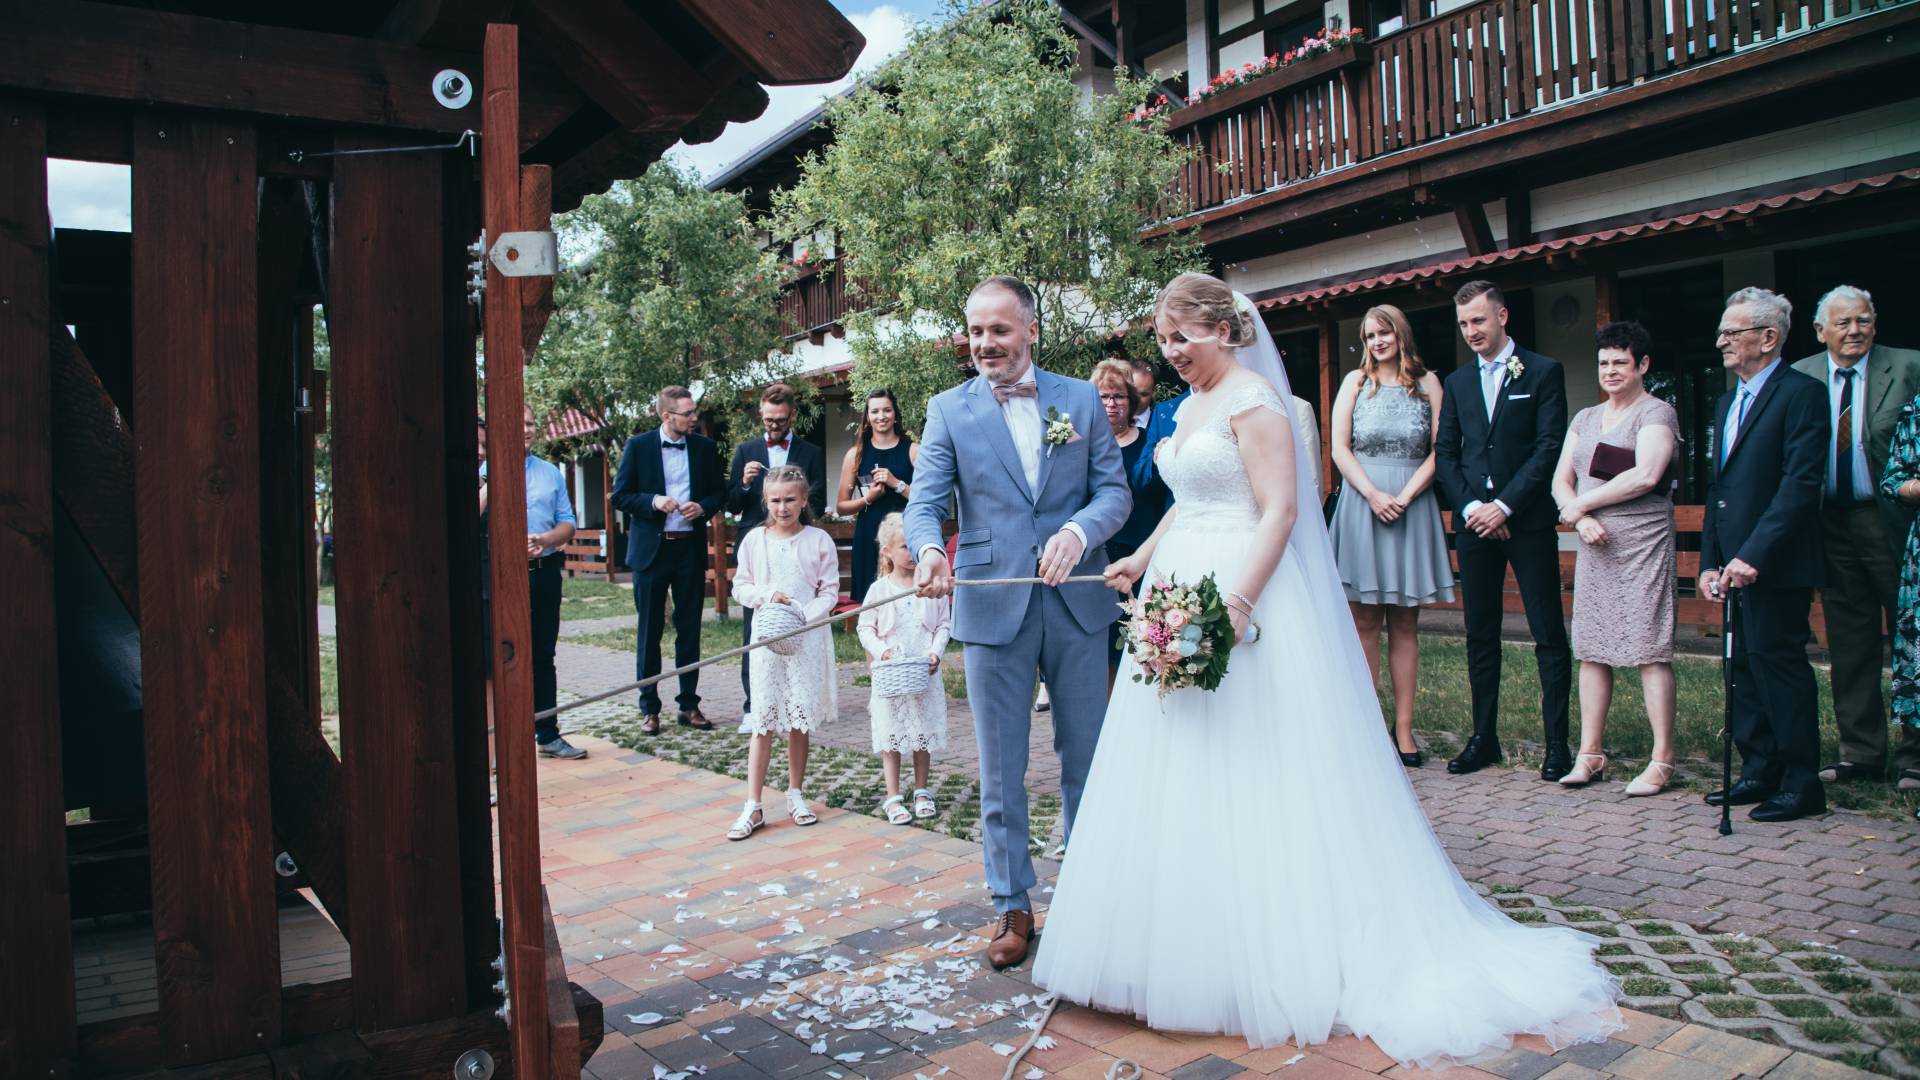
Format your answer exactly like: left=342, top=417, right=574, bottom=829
left=2, top=3, right=860, bottom=1077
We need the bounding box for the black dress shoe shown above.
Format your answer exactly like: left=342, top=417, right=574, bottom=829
left=1400, top=750, right=1426, bottom=768
left=1704, top=777, right=1774, bottom=807
left=1541, top=749, right=1575, bottom=782
left=1749, top=790, right=1827, bottom=822
left=1448, top=736, right=1503, bottom=774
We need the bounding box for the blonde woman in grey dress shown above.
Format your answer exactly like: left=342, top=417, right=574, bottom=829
left=1550, top=321, right=1681, bottom=797
left=1329, top=305, right=1456, bottom=766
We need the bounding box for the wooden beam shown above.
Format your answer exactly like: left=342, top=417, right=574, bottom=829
left=329, top=133, right=468, bottom=1030
left=132, top=113, right=280, bottom=1064
left=521, top=0, right=712, bottom=131
left=1453, top=200, right=1496, bottom=257
left=483, top=22, right=555, bottom=1079
left=1, top=1, right=581, bottom=148
left=435, top=147, right=500, bottom=1011
left=1505, top=191, right=1534, bottom=247
left=542, top=889, right=582, bottom=1079
left=50, top=326, right=140, bottom=619
left=1317, top=318, right=1337, bottom=499
left=1594, top=268, right=1618, bottom=327
left=0, top=94, right=75, bottom=1080
left=521, top=163, right=556, bottom=357
left=378, top=0, right=514, bottom=50
left=670, top=0, right=864, bottom=85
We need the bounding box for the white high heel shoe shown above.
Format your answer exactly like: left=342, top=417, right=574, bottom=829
left=1625, top=761, right=1674, bottom=797
left=1557, top=752, right=1608, bottom=787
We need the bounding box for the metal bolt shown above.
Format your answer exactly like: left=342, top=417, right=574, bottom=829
left=443, top=75, right=465, bottom=98
left=157, top=130, right=167, bottom=139
left=226, top=137, right=234, bottom=145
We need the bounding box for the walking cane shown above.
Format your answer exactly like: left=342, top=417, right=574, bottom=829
left=1718, top=584, right=1738, bottom=837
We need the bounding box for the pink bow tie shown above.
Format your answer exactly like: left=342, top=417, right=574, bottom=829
left=992, top=382, right=1037, bottom=404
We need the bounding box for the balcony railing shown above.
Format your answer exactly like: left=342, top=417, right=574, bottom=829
left=1168, top=0, right=1908, bottom=216
left=778, top=263, right=858, bottom=341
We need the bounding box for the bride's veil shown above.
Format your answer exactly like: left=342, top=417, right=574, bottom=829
left=1229, top=294, right=1370, bottom=634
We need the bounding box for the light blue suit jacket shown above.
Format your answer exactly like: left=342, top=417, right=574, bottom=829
left=906, top=368, right=1133, bottom=645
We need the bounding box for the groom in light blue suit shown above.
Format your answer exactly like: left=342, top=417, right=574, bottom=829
left=906, top=277, right=1132, bottom=969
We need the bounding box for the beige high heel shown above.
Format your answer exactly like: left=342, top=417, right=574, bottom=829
left=1558, top=752, right=1608, bottom=787
left=1626, top=761, right=1675, bottom=797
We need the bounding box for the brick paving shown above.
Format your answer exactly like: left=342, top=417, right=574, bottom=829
left=535, top=737, right=1885, bottom=1080
left=543, top=632, right=1920, bottom=969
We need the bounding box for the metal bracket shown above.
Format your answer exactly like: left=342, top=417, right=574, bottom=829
left=287, top=129, right=477, bottom=165
left=487, top=231, right=558, bottom=278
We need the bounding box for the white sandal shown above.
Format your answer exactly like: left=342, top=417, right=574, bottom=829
left=786, top=789, right=818, bottom=827
left=911, top=789, right=937, bottom=819
left=881, top=794, right=913, bottom=825
left=727, top=802, right=765, bottom=841
left=1625, top=761, right=1675, bottom=798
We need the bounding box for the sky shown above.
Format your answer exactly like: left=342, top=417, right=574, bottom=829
left=45, top=1, right=940, bottom=233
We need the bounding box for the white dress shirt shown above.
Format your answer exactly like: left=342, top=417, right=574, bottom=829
left=1827, top=353, right=1873, bottom=501
left=766, top=435, right=792, bottom=471
left=1722, top=356, right=1782, bottom=463
left=661, top=433, right=694, bottom=533
left=1463, top=338, right=1518, bottom=520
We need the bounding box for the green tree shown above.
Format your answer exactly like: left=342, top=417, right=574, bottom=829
left=773, top=0, right=1201, bottom=426
left=532, top=159, right=791, bottom=443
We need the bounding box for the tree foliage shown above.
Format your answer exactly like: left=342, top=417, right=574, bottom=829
left=532, top=159, right=792, bottom=444
left=773, top=0, right=1201, bottom=426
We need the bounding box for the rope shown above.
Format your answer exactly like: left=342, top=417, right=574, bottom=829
left=999, top=996, right=1140, bottom=1080
left=533, top=575, right=1111, bottom=722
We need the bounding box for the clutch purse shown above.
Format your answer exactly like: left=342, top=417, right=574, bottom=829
left=1588, top=442, right=1635, bottom=482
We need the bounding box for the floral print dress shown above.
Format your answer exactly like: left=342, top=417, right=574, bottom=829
left=1884, top=394, right=1920, bottom=729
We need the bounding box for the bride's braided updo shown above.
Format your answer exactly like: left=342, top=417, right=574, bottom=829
left=1154, top=272, right=1257, bottom=347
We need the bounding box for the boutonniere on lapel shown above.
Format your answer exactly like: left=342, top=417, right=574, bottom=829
left=1043, top=406, right=1081, bottom=455
left=1504, top=354, right=1526, bottom=382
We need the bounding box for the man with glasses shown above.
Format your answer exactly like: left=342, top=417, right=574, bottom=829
left=1791, top=287, right=1920, bottom=790
left=1701, top=287, right=1830, bottom=822
left=612, top=386, right=726, bottom=735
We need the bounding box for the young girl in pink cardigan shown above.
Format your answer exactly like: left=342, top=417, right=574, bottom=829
left=726, top=466, right=841, bottom=841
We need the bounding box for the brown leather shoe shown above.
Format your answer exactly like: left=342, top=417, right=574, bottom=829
left=640, top=714, right=662, bottom=736
left=678, top=708, right=714, bottom=730
left=985, top=910, right=1034, bottom=970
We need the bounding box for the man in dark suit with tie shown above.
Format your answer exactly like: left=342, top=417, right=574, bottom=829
left=1789, top=286, right=1920, bottom=790
left=612, top=386, right=725, bottom=735
left=726, top=382, right=828, bottom=721
left=1435, top=280, right=1573, bottom=781
left=1702, top=287, right=1831, bottom=822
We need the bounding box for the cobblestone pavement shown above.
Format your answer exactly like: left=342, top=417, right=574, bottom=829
left=536, top=738, right=1894, bottom=1080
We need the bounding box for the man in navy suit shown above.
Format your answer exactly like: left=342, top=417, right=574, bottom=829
left=725, top=382, right=828, bottom=720
left=1701, top=287, right=1830, bottom=822
left=612, top=386, right=726, bottom=735
left=1435, top=280, right=1573, bottom=780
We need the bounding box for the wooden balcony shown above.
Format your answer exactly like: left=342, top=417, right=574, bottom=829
left=779, top=262, right=857, bottom=342
left=1161, top=0, right=1920, bottom=246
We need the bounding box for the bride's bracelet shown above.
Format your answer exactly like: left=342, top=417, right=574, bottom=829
left=1225, top=590, right=1257, bottom=615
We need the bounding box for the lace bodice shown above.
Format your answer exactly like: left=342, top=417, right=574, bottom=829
left=1351, top=382, right=1432, bottom=460
left=1158, top=381, right=1289, bottom=526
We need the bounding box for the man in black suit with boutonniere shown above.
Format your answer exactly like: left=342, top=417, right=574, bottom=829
left=1701, top=287, right=1830, bottom=823
left=1436, top=280, right=1573, bottom=781
left=612, top=385, right=726, bottom=736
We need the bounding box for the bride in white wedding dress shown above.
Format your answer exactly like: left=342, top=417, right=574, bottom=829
left=1032, top=273, right=1621, bottom=1068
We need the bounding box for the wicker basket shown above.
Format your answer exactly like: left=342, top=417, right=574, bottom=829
left=871, top=655, right=932, bottom=698
left=752, top=602, right=808, bottom=656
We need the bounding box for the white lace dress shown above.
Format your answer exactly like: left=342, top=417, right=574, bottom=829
left=1033, top=380, right=1622, bottom=1068
left=734, top=530, right=838, bottom=736
left=856, top=578, right=951, bottom=753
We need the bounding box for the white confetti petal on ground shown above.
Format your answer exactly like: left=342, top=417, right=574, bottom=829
left=1281, top=1054, right=1306, bottom=1067
left=665, top=889, right=689, bottom=898
left=1027, top=1069, right=1045, bottom=1079
left=594, top=954, right=605, bottom=961
left=920, top=918, right=941, bottom=930
left=811, top=1039, right=829, bottom=1054
left=710, top=1026, right=735, bottom=1035
left=760, top=883, right=788, bottom=896
left=991, top=1044, right=1017, bottom=1057
left=637, top=921, right=655, bottom=932
left=1033, top=1036, right=1057, bottom=1051
left=828, top=1073, right=844, bottom=1079
left=626, top=1012, right=666, bottom=1025
left=652, top=1066, right=688, bottom=1080
left=688, top=1067, right=709, bottom=1076
left=834, top=1052, right=866, bottom=1064
left=660, top=945, right=687, bottom=955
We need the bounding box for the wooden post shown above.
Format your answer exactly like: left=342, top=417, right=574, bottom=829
left=0, top=96, right=75, bottom=1080
left=482, top=22, right=555, bottom=1079
left=602, top=450, right=617, bottom=583
left=710, top=516, right=732, bottom=613
left=1318, top=317, right=1337, bottom=499
left=132, top=113, right=281, bottom=1064
left=331, top=133, right=469, bottom=1030
left=1594, top=270, right=1618, bottom=328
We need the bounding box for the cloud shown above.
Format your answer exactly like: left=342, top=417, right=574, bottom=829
left=48, top=159, right=131, bottom=232
left=671, top=3, right=922, bottom=183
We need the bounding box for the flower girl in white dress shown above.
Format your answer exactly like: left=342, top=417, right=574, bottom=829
left=1033, top=274, right=1621, bottom=1068
left=726, top=466, right=840, bottom=840
left=856, top=513, right=951, bottom=824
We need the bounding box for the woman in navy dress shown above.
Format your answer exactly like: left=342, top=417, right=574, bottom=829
left=836, top=388, right=918, bottom=604
left=1093, top=359, right=1170, bottom=683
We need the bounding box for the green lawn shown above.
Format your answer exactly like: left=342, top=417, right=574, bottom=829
left=319, top=577, right=624, bottom=621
